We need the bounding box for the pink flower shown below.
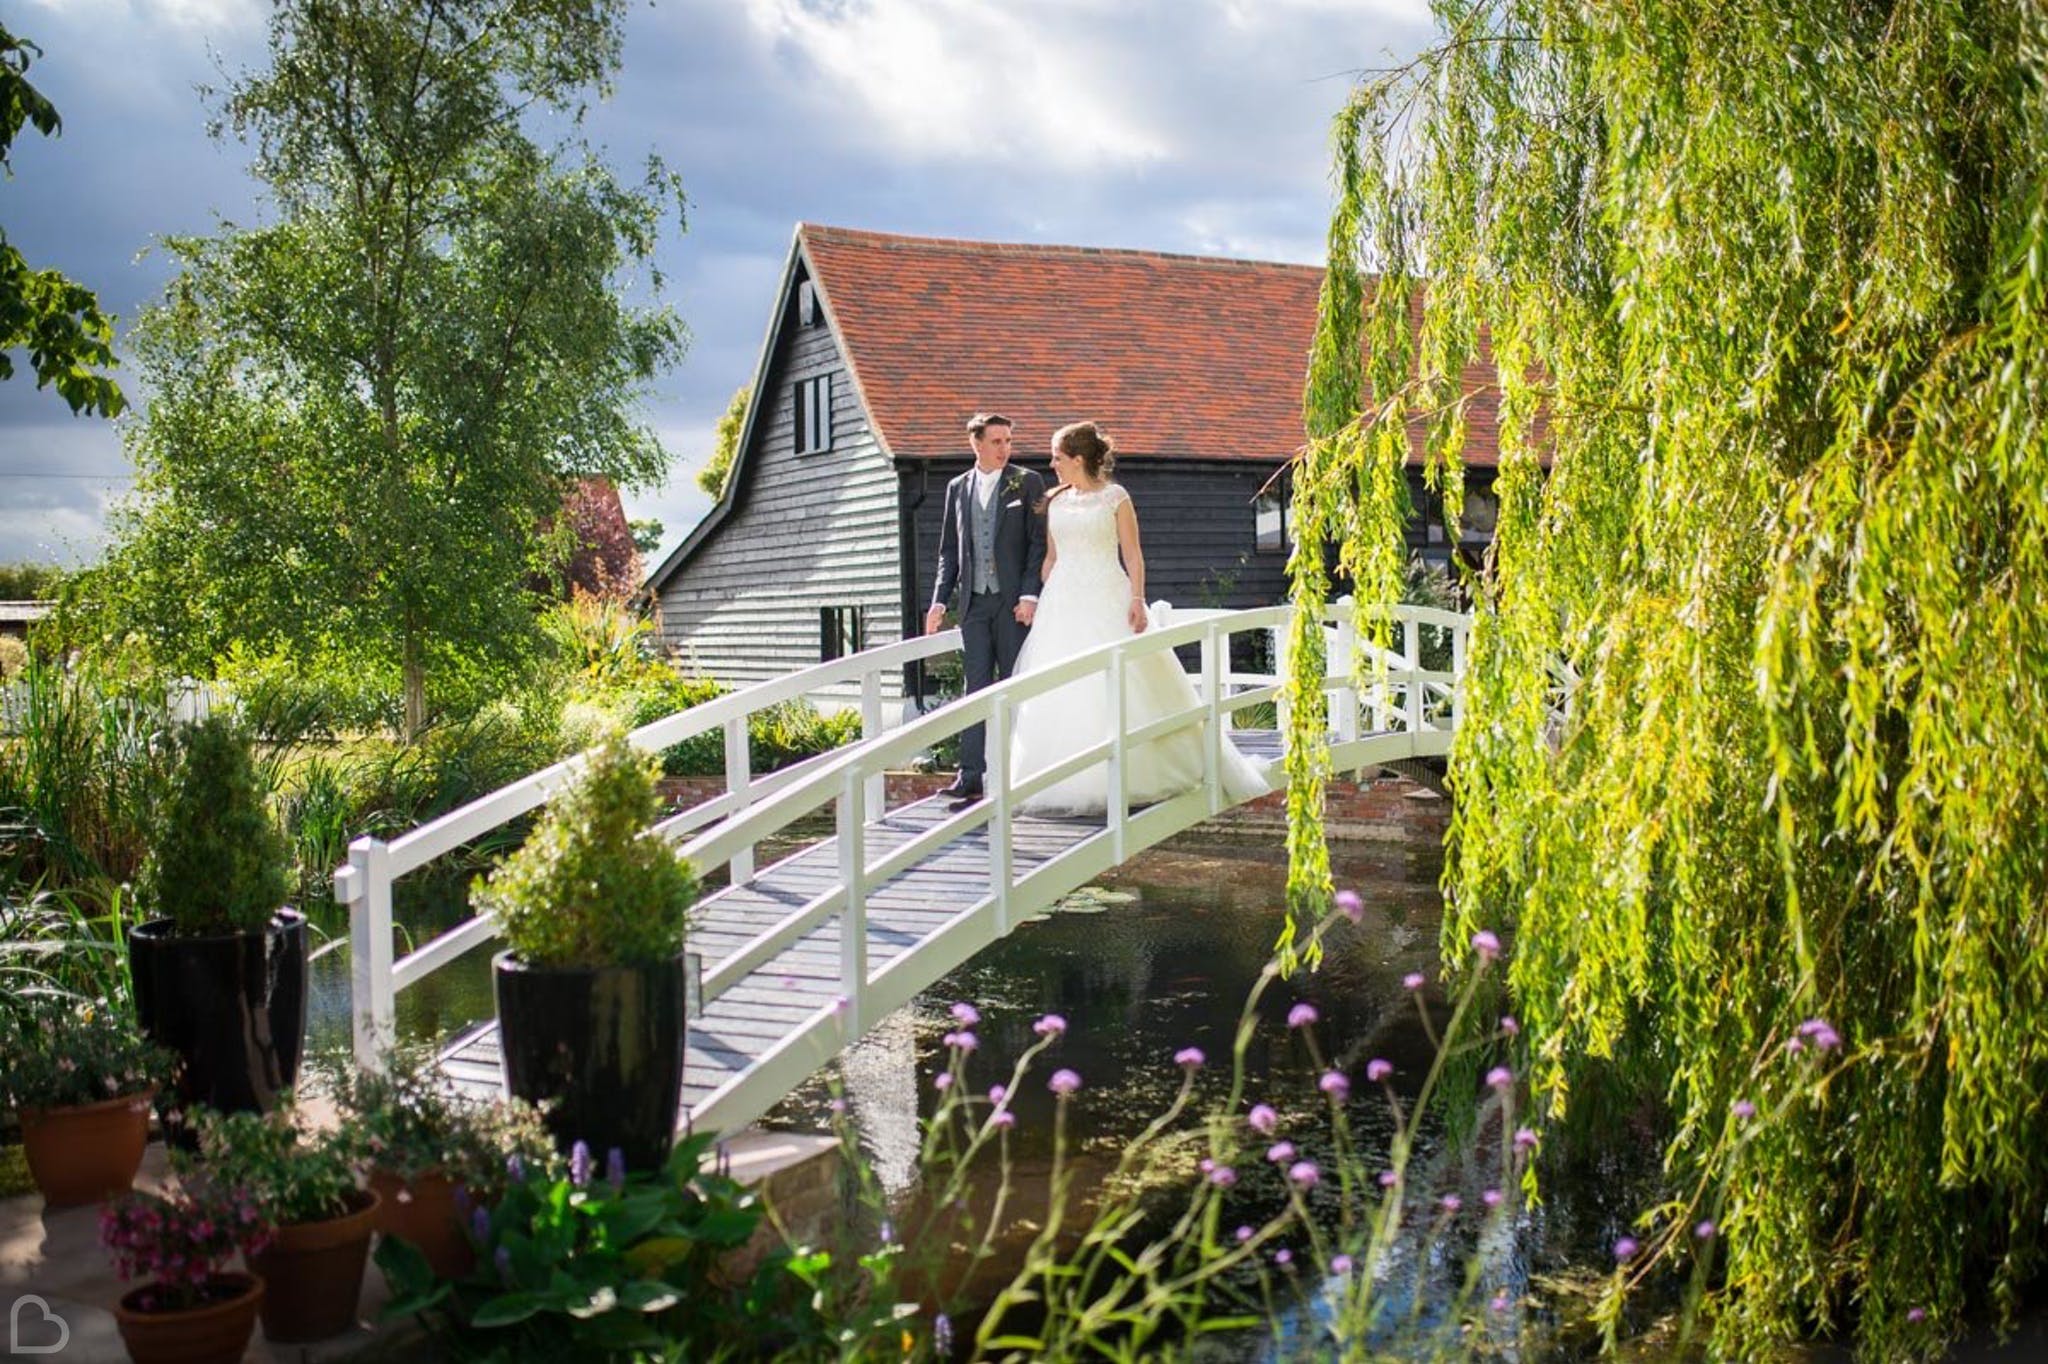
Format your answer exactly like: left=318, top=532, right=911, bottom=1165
left=1694, top=1220, right=1716, bottom=1241
left=934, top=1073, right=953, bottom=1092
left=1048, top=1068, right=1082, bottom=1096
left=1403, top=972, right=1426, bottom=991
left=1287, top=1002, right=1319, bottom=1029
left=1440, top=1194, right=1462, bottom=1213
left=1483, top=1188, right=1503, bottom=1208
left=950, top=1002, right=981, bottom=1026
left=990, top=1109, right=1016, bottom=1130
left=1500, top=1015, right=1520, bottom=1036
left=1247, top=1103, right=1278, bottom=1135
left=1513, top=1127, right=1538, bottom=1151
left=1366, top=1058, right=1393, bottom=1082
left=1490, top=1291, right=1511, bottom=1313
left=1377, top=1170, right=1399, bottom=1188
left=1907, top=1308, right=1926, bottom=1324
left=988, top=1084, right=1006, bottom=1104
left=1034, top=1014, right=1067, bottom=1037
left=1614, top=1237, right=1639, bottom=1262
left=1274, top=1248, right=1293, bottom=1265
left=1175, top=1046, right=1206, bottom=1069
left=1471, top=930, right=1501, bottom=961
left=1731, top=1099, right=1756, bottom=1120
left=1287, top=1161, right=1319, bottom=1188
left=1485, top=1066, right=1513, bottom=1091
left=1208, top=1165, right=1238, bottom=1188
left=1235, top=1225, right=1253, bottom=1243
left=1335, top=890, right=1364, bottom=923
left=953, top=1032, right=979, bottom=1052
left=1330, top=1253, right=1355, bottom=1274
left=1267, top=1141, right=1297, bottom=1164
left=1319, top=1071, right=1350, bottom=1100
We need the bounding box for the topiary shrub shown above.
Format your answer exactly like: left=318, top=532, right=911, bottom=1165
left=473, top=729, right=697, bottom=968
left=139, top=716, right=293, bottom=935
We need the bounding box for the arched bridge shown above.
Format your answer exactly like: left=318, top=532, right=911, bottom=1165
left=334, top=602, right=1472, bottom=1138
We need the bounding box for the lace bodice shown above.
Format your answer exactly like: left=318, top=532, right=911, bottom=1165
left=1047, top=483, right=1129, bottom=590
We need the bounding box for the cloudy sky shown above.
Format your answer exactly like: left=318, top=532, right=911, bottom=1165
left=0, top=0, right=1434, bottom=568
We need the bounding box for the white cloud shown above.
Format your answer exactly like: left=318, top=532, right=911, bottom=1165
left=17, top=0, right=264, bottom=32
left=739, top=0, right=1172, bottom=170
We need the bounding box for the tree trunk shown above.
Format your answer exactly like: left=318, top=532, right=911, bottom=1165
left=401, top=624, right=426, bottom=744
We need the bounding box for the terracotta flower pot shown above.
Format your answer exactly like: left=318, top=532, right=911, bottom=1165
left=368, top=1167, right=475, bottom=1281
left=112, top=1272, right=263, bottom=1364
left=20, top=1086, right=156, bottom=1207
left=246, top=1187, right=380, bottom=1343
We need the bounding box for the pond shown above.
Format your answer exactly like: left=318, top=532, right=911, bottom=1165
left=303, top=826, right=1684, bottom=1359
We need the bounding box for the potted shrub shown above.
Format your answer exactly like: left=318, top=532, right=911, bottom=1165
left=473, top=728, right=699, bottom=1171
left=100, top=1185, right=270, bottom=1364
left=127, top=716, right=305, bottom=1140
left=328, top=1050, right=556, bottom=1281
left=0, top=999, right=174, bottom=1206
left=188, top=1102, right=378, bottom=1344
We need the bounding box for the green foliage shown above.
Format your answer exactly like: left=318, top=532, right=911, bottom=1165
left=628, top=517, right=665, bottom=557
left=542, top=593, right=664, bottom=693
left=0, top=656, right=181, bottom=886
left=187, top=1100, right=360, bottom=1225
left=139, top=716, right=291, bottom=935
left=86, top=0, right=686, bottom=738
left=376, top=1132, right=814, bottom=1358
left=0, top=634, right=25, bottom=679
left=0, top=25, right=123, bottom=418
left=0, top=995, right=172, bottom=1113
left=0, top=878, right=136, bottom=1019
left=326, top=1049, right=557, bottom=1196
left=0, top=561, right=61, bottom=599
left=696, top=384, right=751, bottom=497
left=475, top=729, right=697, bottom=968
left=1297, top=1, right=2048, bottom=1354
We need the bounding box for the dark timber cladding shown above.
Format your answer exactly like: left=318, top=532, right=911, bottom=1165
left=645, top=224, right=1513, bottom=699
left=650, top=261, right=902, bottom=701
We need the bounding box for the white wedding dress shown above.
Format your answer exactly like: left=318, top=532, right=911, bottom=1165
left=1009, top=483, right=1273, bottom=815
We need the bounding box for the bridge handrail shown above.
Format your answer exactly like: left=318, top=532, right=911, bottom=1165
left=341, top=601, right=1469, bottom=1068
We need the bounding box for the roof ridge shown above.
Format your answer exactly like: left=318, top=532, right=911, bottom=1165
left=797, top=222, right=1323, bottom=275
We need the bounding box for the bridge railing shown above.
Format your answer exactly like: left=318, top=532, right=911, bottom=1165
left=338, top=602, right=1469, bottom=1070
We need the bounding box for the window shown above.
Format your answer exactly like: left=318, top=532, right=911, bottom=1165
left=794, top=374, right=832, bottom=455
left=820, top=605, right=865, bottom=661
left=1254, top=489, right=1289, bottom=553
left=797, top=279, right=820, bottom=326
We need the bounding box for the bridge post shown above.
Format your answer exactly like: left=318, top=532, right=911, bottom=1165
left=861, top=669, right=886, bottom=815
left=837, top=767, right=868, bottom=1035
left=1403, top=614, right=1424, bottom=736
left=1451, top=616, right=1468, bottom=733
left=725, top=717, right=755, bottom=884
left=1333, top=602, right=1360, bottom=757
left=988, top=694, right=1013, bottom=933
left=1108, top=650, right=1128, bottom=864
left=1201, top=624, right=1223, bottom=815
left=343, top=836, right=395, bottom=1072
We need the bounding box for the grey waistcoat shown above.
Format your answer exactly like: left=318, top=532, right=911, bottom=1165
left=969, top=478, right=1002, bottom=595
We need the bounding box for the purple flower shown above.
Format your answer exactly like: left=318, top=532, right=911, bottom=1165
left=988, top=1084, right=1007, bottom=1104
left=1287, top=1161, right=1320, bottom=1188
left=606, top=1147, right=627, bottom=1191
left=1732, top=1099, right=1756, bottom=1120
left=1319, top=1070, right=1350, bottom=1100
left=1335, top=889, right=1364, bottom=923
left=1694, top=1220, right=1716, bottom=1241
left=1199, top=1157, right=1215, bottom=1173
left=1287, top=1002, right=1319, bottom=1029
left=1441, top=1194, right=1462, bottom=1213
left=1500, top=1015, right=1520, bottom=1036
left=951, top=1002, right=981, bottom=1027
left=1486, top=1066, right=1514, bottom=1091
left=506, top=1153, right=526, bottom=1182
left=1483, top=1188, right=1503, bottom=1208
left=880, top=1219, right=895, bottom=1244
left=1614, top=1237, right=1639, bottom=1262
left=1209, top=1165, right=1238, bottom=1188
left=1490, top=1290, right=1511, bottom=1313
left=1235, top=1225, right=1254, bottom=1243
left=990, top=1108, right=1016, bottom=1130
left=1472, top=929, right=1502, bottom=961
left=1907, top=1308, right=1927, bottom=1324
left=1513, top=1127, right=1538, bottom=1151
left=828, top=1097, right=849, bottom=1115
left=1784, top=1036, right=1805, bottom=1055
left=934, top=1311, right=954, bottom=1358
left=570, top=1141, right=593, bottom=1186
left=1247, top=1103, right=1278, bottom=1135
left=1797, top=1018, right=1842, bottom=1051
left=1034, top=1013, right=1067, bottom=1037
left=1366, top=1057, right=1394, bottom=1082
left=1267, top=1141, right=1297, bottom=1164
left=1273, top=1248, right=1293, bottom=1265
left=1330, top=1253, right=1355, bottom=1274
left=1175, top=1046, right=1206, bottom=1069
left=954, top=1032, right=979, bottom=1052
left=1403, top=972, right=1426, bottom=991
left=1049, top=1068, right=1082, bottom=1096
left=1377, top=1170, right=1399, bottom=1188
left=935, top=1072, right=953, bottom=1092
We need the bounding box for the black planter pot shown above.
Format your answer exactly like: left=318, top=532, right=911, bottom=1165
left=494, top=950, right=687, bottom=1174
left=129, top=910, right=307, bottom=1143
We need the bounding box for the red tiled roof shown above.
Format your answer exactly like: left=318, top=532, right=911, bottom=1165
left=798, top=224, right=1504, bottom=467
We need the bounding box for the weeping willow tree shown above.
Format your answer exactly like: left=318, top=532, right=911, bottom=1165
left=1290, top=1, right=2048, bottom=1356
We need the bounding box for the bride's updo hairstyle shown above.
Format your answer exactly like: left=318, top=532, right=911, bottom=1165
left=1053, top=421, right=1116, bottom=481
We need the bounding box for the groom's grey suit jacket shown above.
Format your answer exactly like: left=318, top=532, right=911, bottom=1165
left=930, top=466, right=1048, bottom=609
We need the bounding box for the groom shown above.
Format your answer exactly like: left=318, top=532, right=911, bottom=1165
left=925, top=412, right=1048, bottom=810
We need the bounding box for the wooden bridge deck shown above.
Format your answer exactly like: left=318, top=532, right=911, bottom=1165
left=437, top=729, right=1288, bottom=1119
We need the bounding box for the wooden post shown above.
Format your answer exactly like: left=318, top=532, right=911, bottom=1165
left=725, top=716, right=754, bottom=884
left=1108, top=650, right=1128, bottom=863
left=1403, top=612, right=1424, bottom=735
left=1201, top=624, right=1224, bottom=815
left=837, top=766, right=867, bottom=1036
left=988, top=694, right=1013, bottom=933
left=1450, top=616, right=1468, bottom=733
left=861, top=669, right=886, bottom=816
left=345, top=837, right=394, bottom=1071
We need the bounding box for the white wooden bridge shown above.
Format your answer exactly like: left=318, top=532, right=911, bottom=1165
left=334, top=603, right=1471, bottom=1137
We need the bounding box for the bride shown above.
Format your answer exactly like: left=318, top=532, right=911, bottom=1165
left=1008, top=421, right=1272, bottom=815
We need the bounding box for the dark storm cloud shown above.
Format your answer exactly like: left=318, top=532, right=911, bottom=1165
left=0, top=0, right=1432, bottom=565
